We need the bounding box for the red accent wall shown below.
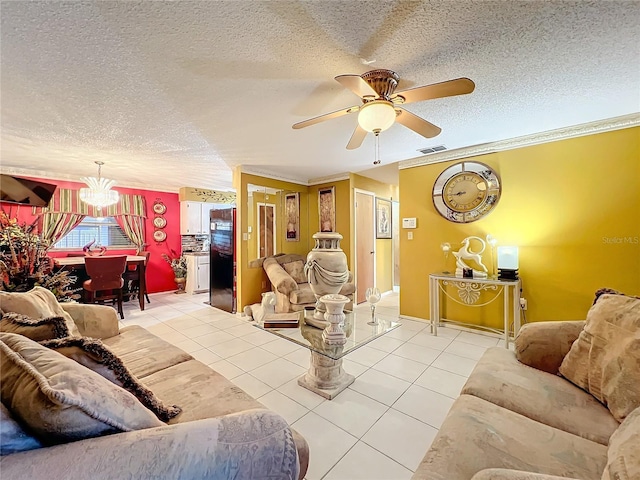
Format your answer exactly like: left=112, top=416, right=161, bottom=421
left=1, top=178, right=181, bottom=294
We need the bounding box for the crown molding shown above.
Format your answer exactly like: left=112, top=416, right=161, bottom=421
left=307, top=173, right=351, bottom=185
left=0, top=166, right=180, bottom=193
left=240, top=166, right=309, bottom=186
left=399, top=113, right=640, bottom=170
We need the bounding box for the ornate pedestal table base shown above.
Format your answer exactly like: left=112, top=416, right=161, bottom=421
left=298, top=352, right=355, bottom=400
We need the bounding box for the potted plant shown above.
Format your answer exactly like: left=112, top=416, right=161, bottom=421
left=0, top=211, right=80, bottom=301
left=161, top=249, right=188, bottom=294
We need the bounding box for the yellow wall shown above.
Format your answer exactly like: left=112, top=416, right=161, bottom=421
left=237, top=173, right=310, bottom=311
left=400, top=127, right=640, bottom=325
left=351, top=174, right=399, bottom=293
left=236, top=171, right=404, bottom=311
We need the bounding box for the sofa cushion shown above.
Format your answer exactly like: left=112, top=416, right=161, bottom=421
left=102, top=325, right=192, bottom=378
left=290, top=283, right=316, bottom=305
left=412, top=394, right=607, bottom=480
left=515, top=320, right=585, bottom=374
left=41, top=336, right=181, bottom=422
left=0, top=333, right=163, bottom=445
left=283, top=260, right=307, bottom=284
left=462, top=347, right=618, bottom=445
left=141, top=359, right=263, bottom=424
left=0, top=312, right=71, bottom=341
left=0, top=287, right=79, bottom=337
left=602, top=406, right=640, bottom=480
left=559, top=294, right=640, bottom=422
left=0, top=402, right=41, bottom=455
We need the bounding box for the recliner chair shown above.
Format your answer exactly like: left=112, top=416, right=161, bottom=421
left=263, top=253, right=355, bottom=313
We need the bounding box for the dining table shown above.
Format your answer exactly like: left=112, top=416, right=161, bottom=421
left=54, top=255, right=147, bottom=311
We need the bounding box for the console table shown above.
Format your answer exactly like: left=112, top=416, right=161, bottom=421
left=428, top=273, right=521, bottom=348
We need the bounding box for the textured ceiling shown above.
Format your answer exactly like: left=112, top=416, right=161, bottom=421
left=1, top=1, right=639, bottom=192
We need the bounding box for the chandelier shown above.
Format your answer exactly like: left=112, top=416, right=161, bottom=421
left=79, top=161, right=119, bottom=209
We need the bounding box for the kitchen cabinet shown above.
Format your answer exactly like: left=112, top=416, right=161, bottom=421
left=185, top=254, right=210, bottom=294
left=180, top=202, right=215, bottom=235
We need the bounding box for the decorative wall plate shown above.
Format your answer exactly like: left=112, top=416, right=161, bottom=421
left=153, top=230, right=167, bottom=242
left=153, top=202, right=167, bottom=214
left=153, top=216, right=167, bottom=228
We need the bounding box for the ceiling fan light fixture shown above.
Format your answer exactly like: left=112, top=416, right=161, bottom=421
left=357, top=100, right=396, bottom=133
left=79, top=161, right=119, bottom=208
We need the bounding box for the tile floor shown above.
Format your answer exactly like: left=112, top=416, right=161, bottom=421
left=120, top=291, right=506, bottom=480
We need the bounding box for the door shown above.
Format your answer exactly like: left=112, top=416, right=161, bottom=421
left=355, top=191, right=375, bottom=304
left=257, top=202, right=276, bottom=258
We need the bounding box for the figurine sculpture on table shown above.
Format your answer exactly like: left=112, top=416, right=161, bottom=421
left=304, top=232, right=349, bottom=328
left=453, top=236, right=488, bottom=278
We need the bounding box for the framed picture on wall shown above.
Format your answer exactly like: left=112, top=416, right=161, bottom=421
left=284, top=192, right=300, bottom=241
left=375, top=197, right=392, bottom=239
left=318, top=186, right=335, bottom=233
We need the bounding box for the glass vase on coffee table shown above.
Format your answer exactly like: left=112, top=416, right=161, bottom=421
left=366, top=287, right=381, bottom=325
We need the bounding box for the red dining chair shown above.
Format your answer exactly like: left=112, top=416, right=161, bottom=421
left=123, top=251, right=151, bottom=304
left=83, top=255, right=127, bottom=319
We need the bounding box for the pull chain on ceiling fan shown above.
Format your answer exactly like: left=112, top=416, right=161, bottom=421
left=292, top=69, right=475, bottom=161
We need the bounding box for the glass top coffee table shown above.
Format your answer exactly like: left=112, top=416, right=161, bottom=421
left=256, top=308, right=400, bottom=400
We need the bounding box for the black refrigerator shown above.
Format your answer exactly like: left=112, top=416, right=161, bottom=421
left=209, top=207, right=236, bottom=313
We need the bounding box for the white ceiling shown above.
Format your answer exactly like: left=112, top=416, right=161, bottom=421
left=1, top=1, right=639, bottom=192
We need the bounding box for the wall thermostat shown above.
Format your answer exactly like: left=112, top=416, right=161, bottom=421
left=402, top=218, right=417, bottom=229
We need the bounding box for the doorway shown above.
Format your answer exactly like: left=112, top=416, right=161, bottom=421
left=257, top=202, right=276, bottom=258
left=355, top=190, right=375, bottom=304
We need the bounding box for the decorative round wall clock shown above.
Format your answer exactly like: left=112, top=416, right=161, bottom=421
left=432, top=161, right=501, bottom=223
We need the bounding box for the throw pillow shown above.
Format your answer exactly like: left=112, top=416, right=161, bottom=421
left=602, top=406, right=640, bottom=480
left=0, top=287, right=80, bottom=336
left=0, top=312, right=71, bottom=341
left=283, top=260, right=307, bottom=284
left=0, top=403, right=42, bottom=455
left=593, top=287, right=640, bottom=305
left=40, top=336, right=181, bottom=422
left=559, top=294, right=640, bottom=422
left=0, top=333, right=163, bottom=445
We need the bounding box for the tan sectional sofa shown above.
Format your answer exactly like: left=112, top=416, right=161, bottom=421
left=0, top=301, right=309, bottom=479
left=412, top=314, right=638, bottom=480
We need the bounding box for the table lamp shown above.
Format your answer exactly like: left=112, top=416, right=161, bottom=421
left=497, top=246, right=519, bottom=280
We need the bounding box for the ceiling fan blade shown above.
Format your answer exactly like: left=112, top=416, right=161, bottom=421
left=346, top=125, right=367, bottom=150
left=335, top=74, right=378, bottom=99
left=292, top=105, right=359, bottom=129
left=393, top=78, right=475, bottom=105
left=395, top=109, right=442, bottom=138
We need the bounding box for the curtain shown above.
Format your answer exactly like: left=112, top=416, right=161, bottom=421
left=34, top=188, right=147, bottom=247
left=40, top=212, right=85, bottom=245
left=115, top=214, right=146, bottom=251
left=34, top=189, right=87, bottom=243
left=113, top=194, right=147, bottom=250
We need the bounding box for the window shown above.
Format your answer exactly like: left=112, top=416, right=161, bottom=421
left=54, top=216, right=134, bottom=249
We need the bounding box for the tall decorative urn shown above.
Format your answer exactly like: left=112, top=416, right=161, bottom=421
left=304, top=232, right=349, bottom=325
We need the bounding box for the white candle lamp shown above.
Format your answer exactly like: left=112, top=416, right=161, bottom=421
left=497, top=246, right=519, bottom=280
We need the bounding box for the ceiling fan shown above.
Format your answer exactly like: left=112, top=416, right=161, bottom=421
left=292, top=69, right=475, bottom=150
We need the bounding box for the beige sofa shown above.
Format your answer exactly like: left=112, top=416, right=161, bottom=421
left=263, top=253, right=355, bottom=313
left=0, top=301, right=309, bottom=479
left=412, top=316, right=638, bottom=480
